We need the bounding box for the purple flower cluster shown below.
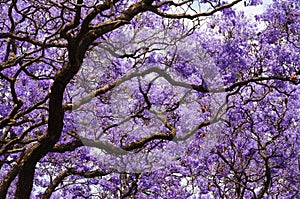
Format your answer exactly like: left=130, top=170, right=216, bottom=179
left=0, top=0, right=299, bottom=198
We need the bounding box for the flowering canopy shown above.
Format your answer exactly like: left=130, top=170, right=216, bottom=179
left=0, top=0, right=299, bottom=198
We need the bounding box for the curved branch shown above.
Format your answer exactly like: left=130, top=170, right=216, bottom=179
left=0, top=32, right=67, bottom=47
left=41, top=168, right=109, bottom=199
left=64, top=66, right=298, bottom=112
left=147, top=0, right=243, bottom=19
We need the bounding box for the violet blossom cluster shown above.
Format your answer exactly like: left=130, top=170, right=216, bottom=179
left=0, top=0, right=299, bottom=198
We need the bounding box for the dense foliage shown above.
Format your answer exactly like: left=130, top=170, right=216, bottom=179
left=0, top=0, right=299, bottom=198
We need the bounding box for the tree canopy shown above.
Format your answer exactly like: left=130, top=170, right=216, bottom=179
left=0, top=0, right=299, bottom=198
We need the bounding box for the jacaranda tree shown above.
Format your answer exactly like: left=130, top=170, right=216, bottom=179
left=0, top=0, right=299, bottom=198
